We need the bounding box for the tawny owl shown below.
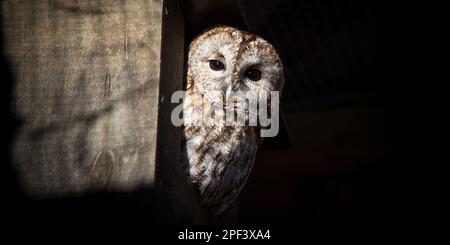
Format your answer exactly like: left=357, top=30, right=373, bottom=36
left=182, top=26, right=284, bottom=216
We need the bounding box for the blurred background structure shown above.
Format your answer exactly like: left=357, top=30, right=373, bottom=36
left=1, top=0, right=410, bottom=224
left=183, top=0, right=410, bottom=224
left=240, top=103, right=405, bottom=224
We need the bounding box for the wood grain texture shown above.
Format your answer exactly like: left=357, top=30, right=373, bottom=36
left=154, top=0, right=213, bottom=224
left=2, top=0, right=162, bottom=196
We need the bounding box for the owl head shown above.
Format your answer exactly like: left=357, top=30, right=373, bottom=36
left=187, top=26, right=284, bottom=97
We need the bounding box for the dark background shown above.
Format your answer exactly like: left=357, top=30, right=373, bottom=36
left=183, top=0, right=411, bottom=224
left=1, top=0, right=411, bottom=225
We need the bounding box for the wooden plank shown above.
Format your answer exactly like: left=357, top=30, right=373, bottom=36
left=154, top=0, right=213, bottom=224
left=2, top=0, right=162, bottom=197
left=154, top=0, right=242, bottom=224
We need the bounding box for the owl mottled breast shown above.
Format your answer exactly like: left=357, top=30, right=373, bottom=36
left=182, top=26, right=284, bottom=216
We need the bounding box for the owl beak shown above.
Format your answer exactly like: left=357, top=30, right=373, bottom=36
left=225, top=85, right=234, bottom=102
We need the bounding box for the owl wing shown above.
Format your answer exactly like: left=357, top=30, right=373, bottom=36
left=199, top=128, right=260, bottom=215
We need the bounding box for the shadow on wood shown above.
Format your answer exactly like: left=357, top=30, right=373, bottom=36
left=1, top=0, right=220, bottom=224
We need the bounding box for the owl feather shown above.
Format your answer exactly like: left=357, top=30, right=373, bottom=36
left=182, top=26, right=284, bottom=216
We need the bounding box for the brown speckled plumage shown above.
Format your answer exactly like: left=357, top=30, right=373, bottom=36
left=182, top=26, right=284, bottom=215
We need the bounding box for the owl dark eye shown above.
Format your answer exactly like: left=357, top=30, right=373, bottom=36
left=244, top=68, right=261, bottom=81
left=209, top=60, right=225, bottom=71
